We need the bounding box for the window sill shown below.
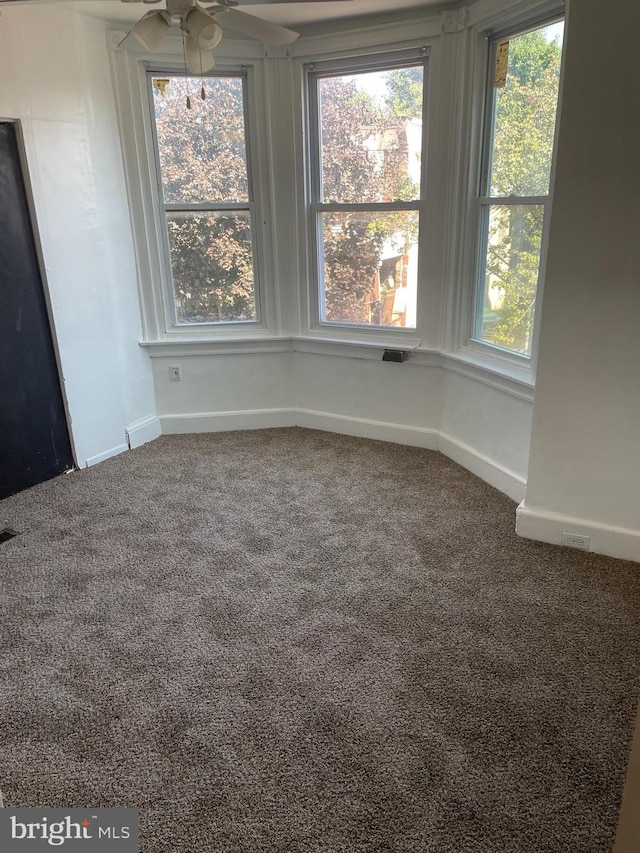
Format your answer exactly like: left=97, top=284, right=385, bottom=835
left=139, top=335, right=424, bottom=360
left=292, top=333, right=427, bottom=361
left=140, top=337, right=292, bottom=357
left=440, top=346, right=535, bottom=402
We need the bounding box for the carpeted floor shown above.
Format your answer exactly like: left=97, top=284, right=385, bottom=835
left=0, top=428, right=639, bottom=852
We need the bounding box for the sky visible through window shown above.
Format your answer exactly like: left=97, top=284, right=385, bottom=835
left=545, top=21, right=564, bottom=45
left=338, top=68, right=421, bottom=108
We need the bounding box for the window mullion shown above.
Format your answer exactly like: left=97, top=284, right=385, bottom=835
left=164, top=202, right=253, bottom=212
left=478, top=195, right=548, bottom=206
left=313, top=201, right=421, bottom=213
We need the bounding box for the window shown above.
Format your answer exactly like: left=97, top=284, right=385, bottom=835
left=149, top=72, right=258, bottom=326
left=308, top=53, right=427, bottom=330
left=473, top=18, right=564, bottom=357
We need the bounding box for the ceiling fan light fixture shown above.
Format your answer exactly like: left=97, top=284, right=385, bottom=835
left=131, top=10, right=171, bottom=52
left=186, top=8, right=223, bottom=51
left=184, top=34, right=216, bottom=75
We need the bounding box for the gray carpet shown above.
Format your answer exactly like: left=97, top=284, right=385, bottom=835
left=0, top=428, right=638, bottom=852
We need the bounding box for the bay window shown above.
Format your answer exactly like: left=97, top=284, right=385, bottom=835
left=118, top=0, right=566, bottom=382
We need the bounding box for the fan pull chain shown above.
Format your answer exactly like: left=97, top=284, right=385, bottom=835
left=199, top=45, right=206, bottom=101
left=181, top=28, right=191, bottom=110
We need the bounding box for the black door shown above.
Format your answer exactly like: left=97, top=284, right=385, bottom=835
left=0, top=122, right=74, bottom=500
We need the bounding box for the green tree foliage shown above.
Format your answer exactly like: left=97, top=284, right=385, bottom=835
left=154, top=68, right=424, bottom=326
left=318, top=76, right=388, bottom=323
left=385, top=66, right=424, bottom=117
left=318, top=71, right=422, bottom=324
left=482, top=27, right=563, bottom=354
left=318, top=75, right=383, bottom=205
left=166, top=212, right=255, bottom=323
left=152, top=37, right=561, bottom=336
left=153, top=76, right=255, bottom=323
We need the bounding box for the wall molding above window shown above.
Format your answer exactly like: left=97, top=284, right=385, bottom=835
left=288, top=13, right=443, bottom=59
left=468, top=0, right=565, bottom=30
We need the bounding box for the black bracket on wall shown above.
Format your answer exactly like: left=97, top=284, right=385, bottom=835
left=382, top=350, right=408, bottom=363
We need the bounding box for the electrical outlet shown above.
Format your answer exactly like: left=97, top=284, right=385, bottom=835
left=561, top=532, right=590, bottom=551
left=168, top=365, right=182, bottom=382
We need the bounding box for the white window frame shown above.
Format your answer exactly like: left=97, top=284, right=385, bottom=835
left=304, top=47, right=430, bottom=345
left=455, top=7, right=565, bottom=379
left=146, top=68, right=262, bottom=330
left=109, top=43, right=277, bottom=343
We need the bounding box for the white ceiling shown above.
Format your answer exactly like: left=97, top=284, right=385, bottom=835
left=53, top=0, right=446, bottom=29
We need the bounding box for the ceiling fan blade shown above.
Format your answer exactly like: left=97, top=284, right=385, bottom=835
left=215, top=7, right=299, bottom=46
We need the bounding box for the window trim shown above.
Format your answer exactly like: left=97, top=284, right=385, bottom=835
left=305, top=48, right=430, bottom=338
left=145, top=66, right=266, bottom=331
left=441, top=7, right=566, bottom=385
left=109, top=42, right=279, bottom=343
left=463, top=11, right=565, bottom=368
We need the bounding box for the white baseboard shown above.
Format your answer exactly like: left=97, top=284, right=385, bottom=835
left=295, top=409, right=440, bottom=450
left=516, top=502, right=640, bottom=564
left=439, top=434, right=526, bottom=503
left=126, top=415, right=161, bottom=449
left=84, top=442, right=129, bottom=468
left=160, top=408, right=296, bottom=434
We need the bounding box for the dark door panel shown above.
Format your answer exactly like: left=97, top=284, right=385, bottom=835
left=0, top=122, right=74, bottom=500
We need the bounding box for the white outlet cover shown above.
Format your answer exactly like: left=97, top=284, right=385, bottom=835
left=561, top=532, right=591, bottom=550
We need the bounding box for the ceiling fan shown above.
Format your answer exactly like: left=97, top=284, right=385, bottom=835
left=120, top=0, right=353, bottom=74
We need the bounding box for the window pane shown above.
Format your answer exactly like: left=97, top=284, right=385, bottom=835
left=319, top=210, right=418, bottom=328
left=166, top=211, right=256, bottom=324
left=152, top=76, right=249, bottom=204
left=489, top=22, right=564, bottom=197
left=477, top=204, right=544, bottom=356
left=318, top=66, right=424, bottom=204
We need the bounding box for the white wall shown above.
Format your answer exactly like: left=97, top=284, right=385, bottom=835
left=517, top=0, right=640, bottom=562
left=441, top=371, right=531, bottom=500
left=152, top=350, right=295, bottom=433
left=294, top=353, right=443, bottom=434
left=0, top=6, right=156, bottom=467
